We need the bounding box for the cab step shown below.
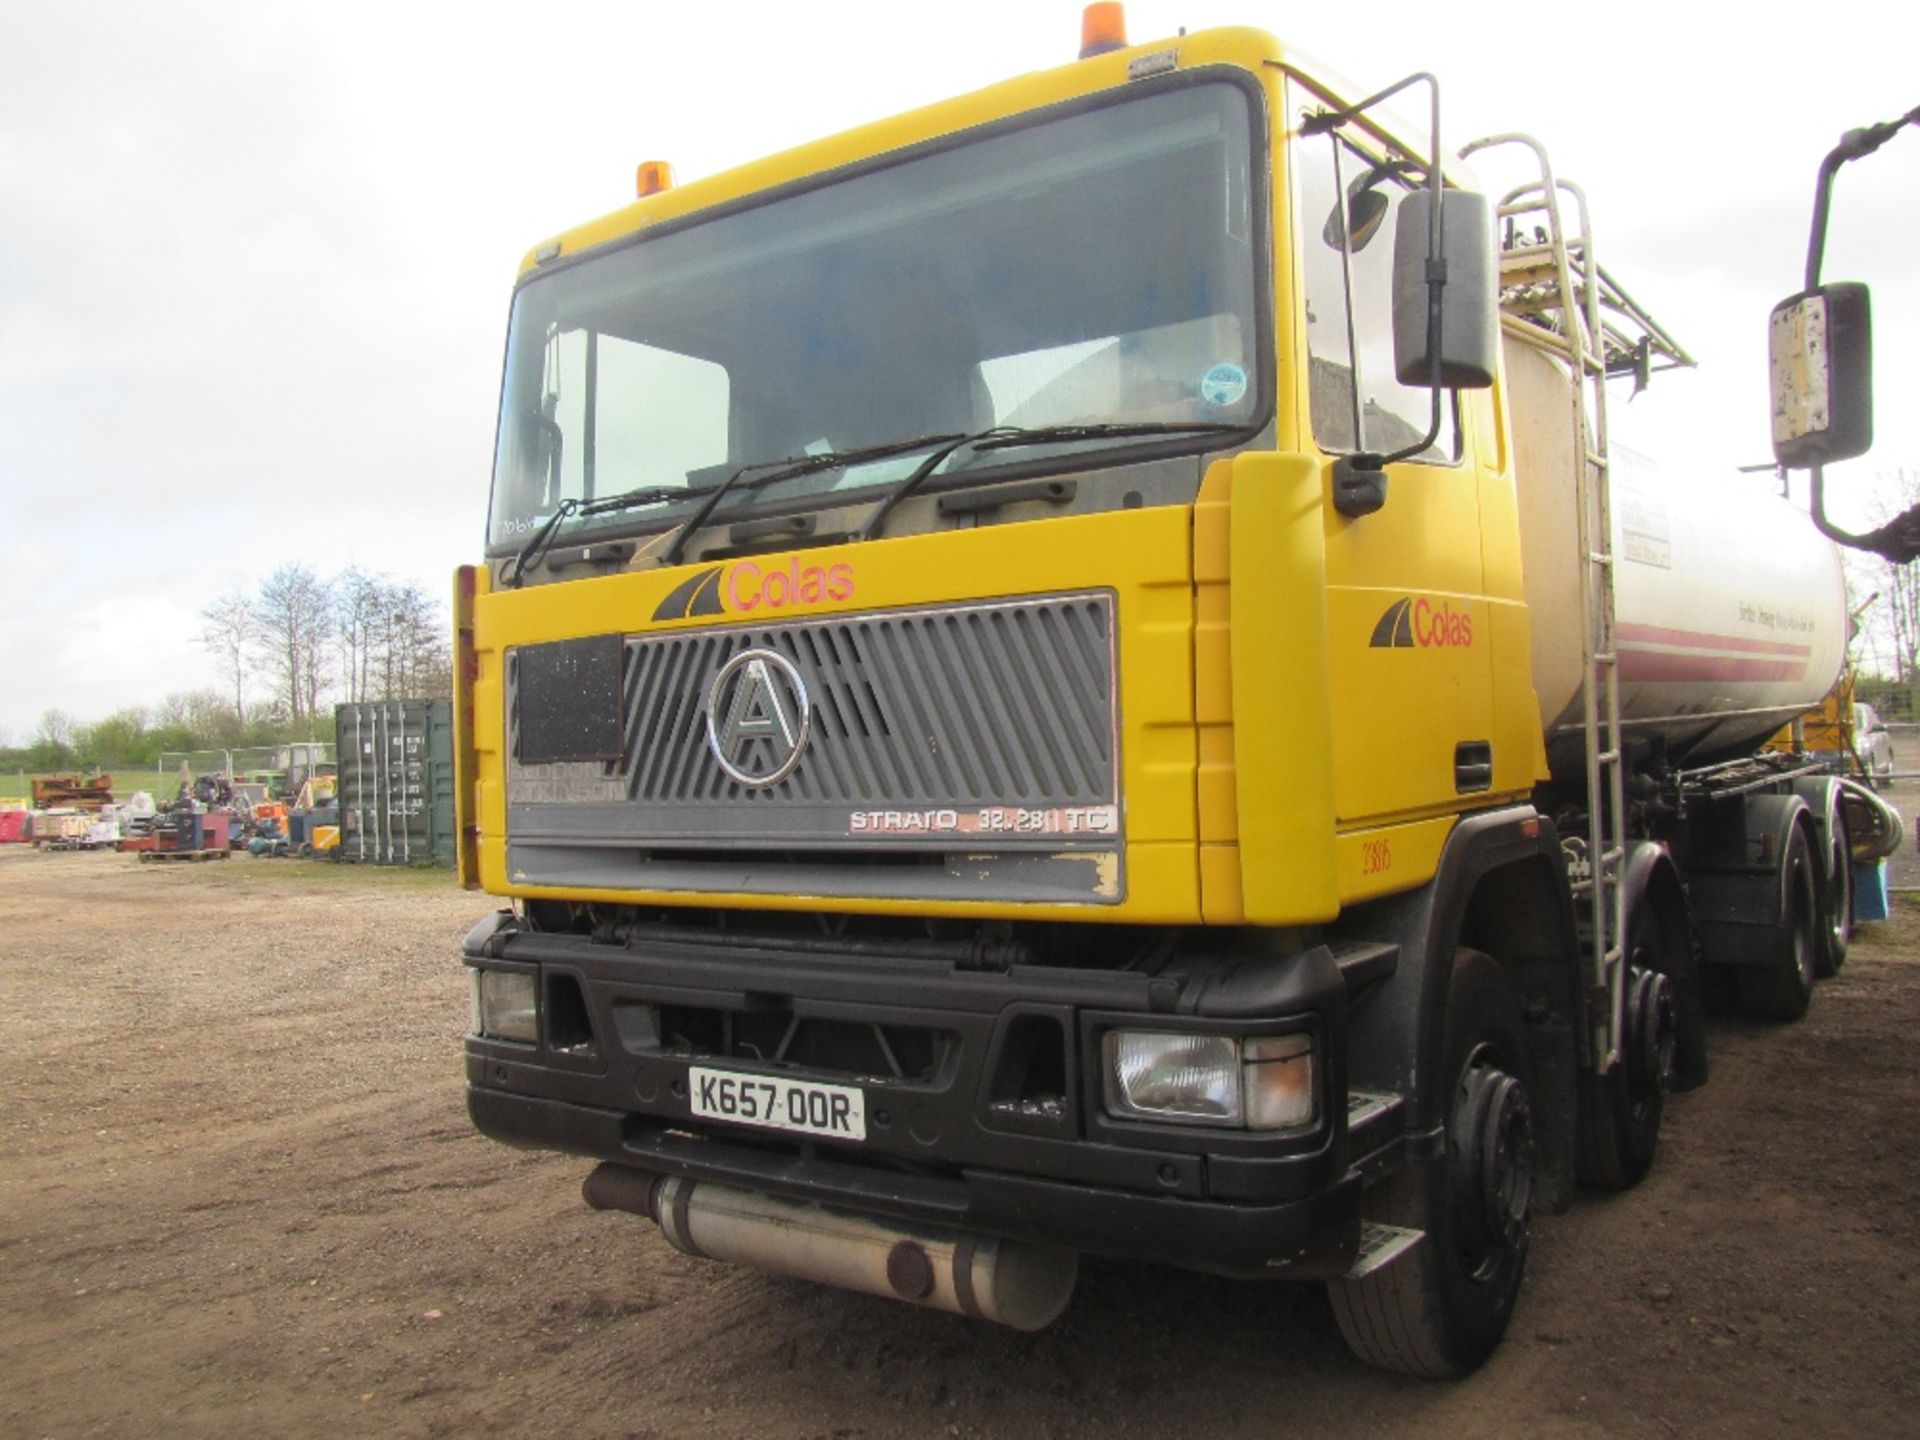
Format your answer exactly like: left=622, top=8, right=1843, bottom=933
left=1345, top=1220, right=1424, bottom=1280
left=1346, top=1088, right=1402, bottom=1131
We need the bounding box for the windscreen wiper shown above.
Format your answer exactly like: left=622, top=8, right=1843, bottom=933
left=505, top=483, right=705, bottom=588
left=857, top=421, right=1244, bottom=541
left=659, top=432, right=965, bottom=566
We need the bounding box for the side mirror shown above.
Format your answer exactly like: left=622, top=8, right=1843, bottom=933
left=1324, top=185, right=1391, bottom=253
left=1770, top=282, right=1873, bottom=468
left=1324, top=160, right=1414, bottom=254
left=532, top=402, right=566, bottom=506
left=1390, top=189, right=1498, bottom=390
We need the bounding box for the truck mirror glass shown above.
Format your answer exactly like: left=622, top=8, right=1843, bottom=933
left=1770, top=282, right=1873, bottom=469
left=1324, top=157, right=1420, bottom=254
left=532, top=405, right=566, bottom=505
left=1323, top=181, right=1390, bottom=253
left=1390, top=188, right=1497, bottom=390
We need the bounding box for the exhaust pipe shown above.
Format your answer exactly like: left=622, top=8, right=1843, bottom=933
left=1840, top=776, right=1905, bottom=862
left=583, top=1164, right=1077, bottom=1332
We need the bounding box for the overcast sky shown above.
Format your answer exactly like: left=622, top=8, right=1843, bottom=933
left=3, top=0, right=1917, bottom=742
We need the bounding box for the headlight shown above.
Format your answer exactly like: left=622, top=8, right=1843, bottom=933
left=1105, top=1031, right=1242, bottom=1124
left=472, top=968, right=538, bottom=1043
left=1102, top=1029, right=1316, bottom=1131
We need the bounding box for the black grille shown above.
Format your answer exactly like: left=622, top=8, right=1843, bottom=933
left=618, top=595, right=1116, bottom=809
left=658, top=1004, right=949, bottom=1084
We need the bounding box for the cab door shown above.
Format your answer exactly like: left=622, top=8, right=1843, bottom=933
left=1289, top=120, right=1495, bottom=826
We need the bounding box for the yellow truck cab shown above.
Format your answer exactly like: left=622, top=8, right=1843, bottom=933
left=457, top=7, right=1860, bottom=1376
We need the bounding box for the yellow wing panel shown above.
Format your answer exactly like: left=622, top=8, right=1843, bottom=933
left=1225, top=450, right=1339, bottom=925
left=1334, top=814, right=1457, bottom=906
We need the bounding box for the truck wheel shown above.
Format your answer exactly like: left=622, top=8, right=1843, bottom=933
left=1329, top=950, right=1533, bottom=1378
left=1575, top=907, right=1675, bottom=1190
left=1736, top=823, right=1819, bottom=1022
left=1814, top=814, right=1852, bottom=978
left=1697, top=963, right=1737, bottom=1017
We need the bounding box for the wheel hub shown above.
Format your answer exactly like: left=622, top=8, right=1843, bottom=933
left=1626, top=966, right=1676, bottom=1102
left=1451, top=1052, right=1533, bottom=1271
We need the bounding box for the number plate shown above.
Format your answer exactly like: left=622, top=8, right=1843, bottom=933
left=687, top=1066, right=867, bottom=1141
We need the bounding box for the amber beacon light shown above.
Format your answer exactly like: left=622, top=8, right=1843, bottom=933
left=635, top=160, right=675, bottom=198
left=1079, top=3, right=1127, bottom=58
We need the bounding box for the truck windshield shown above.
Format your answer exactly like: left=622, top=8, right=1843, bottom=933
left=487, top=80, right=1266, bottom=552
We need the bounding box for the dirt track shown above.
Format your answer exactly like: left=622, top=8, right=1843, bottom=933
left=4, top=843, right=1919, bottom=1438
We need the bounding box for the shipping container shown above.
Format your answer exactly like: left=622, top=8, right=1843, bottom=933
left=333, top=700, right=456, bottom=866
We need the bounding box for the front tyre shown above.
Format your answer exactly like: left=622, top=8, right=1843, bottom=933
left=1329, top=951, right=1534, bottom=1378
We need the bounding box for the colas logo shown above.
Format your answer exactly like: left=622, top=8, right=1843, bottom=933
left=653, top=557, right=856, bottom=621
left=1370, top=596, right=1474, bottom=649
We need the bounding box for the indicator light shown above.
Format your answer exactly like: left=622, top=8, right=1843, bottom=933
left=1079, top=3, right=1127, bottom=58
left=635, top=160, right=675, bottom=198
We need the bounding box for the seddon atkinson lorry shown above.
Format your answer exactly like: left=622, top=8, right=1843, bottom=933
left=456, top=6, right=1891, bottom=1377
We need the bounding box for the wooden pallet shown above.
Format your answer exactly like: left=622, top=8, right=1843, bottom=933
left=137, top=849, right=231, bottom=863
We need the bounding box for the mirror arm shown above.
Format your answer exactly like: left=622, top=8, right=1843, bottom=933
left=1377, top=273, right=1448, bottom=468
left=1804, top=149, right=1843, bottom=292
left=1809, top=463, right=1920, bottom=564
left=1372, top=72, right=1449, bottom=470
left=1805, top=105, right=1920, bottom=290
left=1301, top=70, right=1439, bottom=140
left=582, top=331, right=599, bottom=503
left=1328, top=139, right=1367, bottom=450
left=1315, top=71, right=1451, bottom=515
left=1331, top=238, right=1448, bottom=520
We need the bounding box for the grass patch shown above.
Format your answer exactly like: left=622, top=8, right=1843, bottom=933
left=0, top=771, right=177, bottom=806
left=183, top=852, right=460, bottom=890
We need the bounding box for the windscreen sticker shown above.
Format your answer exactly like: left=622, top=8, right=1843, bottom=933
left=1200, top=362, right=1248, bottom=408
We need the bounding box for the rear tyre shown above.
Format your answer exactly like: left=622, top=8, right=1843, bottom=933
left=1814, top=813, right=1853, bottom=979
left=1736, top=823, right=1819, bottom=1022
left=1329, top=951, right=1533, bottom=1378
left=1697, top=963, right=1737, bottom=1017
left=1575, top=904, right=1676, bottom=1190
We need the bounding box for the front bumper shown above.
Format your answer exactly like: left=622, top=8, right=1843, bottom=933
left=462, top=910, right=1381, bottom=1279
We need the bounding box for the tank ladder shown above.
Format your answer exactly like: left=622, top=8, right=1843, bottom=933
left=1457, top=134, right=1690, bottom=1070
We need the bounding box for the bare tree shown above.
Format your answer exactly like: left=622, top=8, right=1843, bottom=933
left=334, top=567, right=387, bottom=704
left=299, top=613, right=328, bottom=723
left=35, top=709, right=75, bottom=751
left=31, top=709, right=77, bottom=769
left=336, top=574, right=452, bottom=701
left=252, top=566, right=334, bottom=726
left=384, top=581, right=452, bottom=699
left=200, top=590, right=256, bottom=727
left=1858, top=470, right=1920, bottom=688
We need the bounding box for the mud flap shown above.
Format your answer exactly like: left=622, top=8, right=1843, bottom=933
left=1855, top=860, right=1891, bottom=921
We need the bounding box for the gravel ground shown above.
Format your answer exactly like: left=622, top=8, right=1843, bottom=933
left=3, top=845, right=1918, bottom=1438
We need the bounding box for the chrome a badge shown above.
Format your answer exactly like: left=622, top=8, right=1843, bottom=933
left=705, top=648, right=811, bottom=787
